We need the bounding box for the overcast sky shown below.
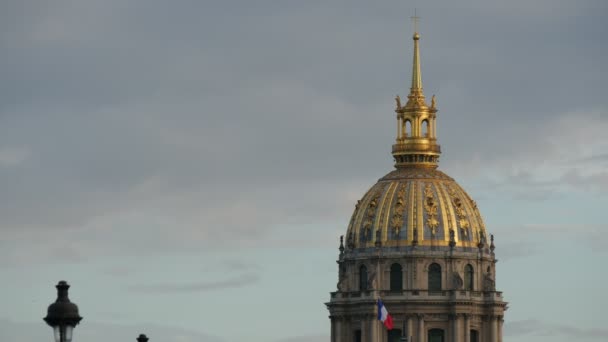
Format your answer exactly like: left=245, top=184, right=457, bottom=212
left=1, top=1, right=607, bottom=342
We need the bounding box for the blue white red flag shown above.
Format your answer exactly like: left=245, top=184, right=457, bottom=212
left=377, top=299, right=394, bottom=330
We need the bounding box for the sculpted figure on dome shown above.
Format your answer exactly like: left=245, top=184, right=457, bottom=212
left=484, top=271, right=496, bottom=291
left=367, top=267, right=378, bottom=290
left=337, top=273, right=347, bottom=292
left=452, top=272, right=463, bottom=289
left=395, top=95, right=402, bottom=110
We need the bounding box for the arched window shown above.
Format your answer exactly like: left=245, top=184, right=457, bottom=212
left=428, top=263, right=442, bottom=292
left=354, top=330, right=362, bottom=342
left=359, top=265, right=368, bottom=291
left=465, top=264, right=474, bottom=291
left=428, top=328, right=445, bottom=342
left=470, top=330, right=479, bottom=342
left=422, top=119, right=429, bottom=137
left=405, top=120, right=412, bottom=137
left=390, top=263, right=403, bottom=291
left=388, top=329, right=402, bottom=342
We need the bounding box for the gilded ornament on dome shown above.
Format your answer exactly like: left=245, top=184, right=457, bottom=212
left=391, top=216, right=404, bottom=235
left=361, top=191, right=381, bottom=239
left=459, top=218, right=470, bottom=229
left=423, top=183, right=440, bottom=235
left=390, top=184, right=407, bottom=237
left=427, top=218, right=439, bottom=235
left=369, top=198, right=378, bottom=210
left=363, top=219, right=373, bottom=233
left=394, top=205, right=405, bottom=215
left=447, top=185, right=470, bottom=234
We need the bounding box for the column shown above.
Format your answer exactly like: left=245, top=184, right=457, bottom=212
left=498, top=316, right=503, bottom=342
left=417, top=314, right=425, bottom=342
left=464, top=314, right=470, bottom=342
left=406, top=315, right=413, bottom=341
left=370, top=316, right=379, bottom=342
left=361, top=318, right=368, bottom=342
left=490, top=316, right=497, bottom=342
left=335, top=317, right=342, bottom=342
left=449, top=315, right=454, bottom=342
left=365, top=316, right=377, bottom=342
left=331, top=317, right=335, bottom=342
left=453, top=314, right=461, bottom=342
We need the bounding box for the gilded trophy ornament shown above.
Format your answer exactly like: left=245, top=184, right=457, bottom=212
left=391, top=184, right=407, bottom=236
left=362, top=193, right=381, bottom=239
left=424, top=183, right=440, bottom=235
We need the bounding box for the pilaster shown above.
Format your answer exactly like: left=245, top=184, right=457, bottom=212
left=463, top=314, right=470, bottom=342
left=417, top=314, right=425, bottom=342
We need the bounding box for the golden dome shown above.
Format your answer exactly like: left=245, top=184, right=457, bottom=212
left=345, top=167, right=488, bottom=249
left=344, top=28, right=490, bottom=251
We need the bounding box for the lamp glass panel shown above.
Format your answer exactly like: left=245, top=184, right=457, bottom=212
left=64, top=326, right=74, bottom=342
left=53, top=326, right=61, bottom=342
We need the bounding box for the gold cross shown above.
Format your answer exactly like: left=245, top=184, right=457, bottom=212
left=411, top=9, right=420, bottom=33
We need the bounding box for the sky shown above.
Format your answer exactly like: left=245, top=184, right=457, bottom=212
left=1, top=1, right=607, bottom=341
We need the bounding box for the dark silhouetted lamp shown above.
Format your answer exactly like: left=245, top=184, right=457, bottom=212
left=44, top=281, right=82, bottom=342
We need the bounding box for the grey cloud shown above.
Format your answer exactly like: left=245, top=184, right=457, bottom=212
left=220, top=260, right=262, bottom=272
left=492, top=240, right=538, bottom=262
left=445, top=108, right=608, bottom=201
left=128, top=273, right=259, bottom=293
left=102, top=265, right=138, bottom=277
left=490, top=223, right=608, bottom=261
left=102, top=259, right=261, bottom=278
left=0, top=318, right=225, bottom=342
left=0, top=1, right=606, bottom=261
left=506, top=319, right=608, bottom=339
left=274, top=335, right=330, bottom=342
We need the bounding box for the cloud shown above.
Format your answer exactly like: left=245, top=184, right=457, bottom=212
left=445, top=108, right=608, bottom=200
left=128, top=273, right=260, bottom=294
left=0, top=0, right=605, bottom=243
left=0, top=318, right=226, bottom=342
left=0, top=146, right=29, bottom=166
left=506, top=319, right=608, bottom=339
left=275, top=335, right=330, bottom=342
left=490, top=222, right=608, bottom=261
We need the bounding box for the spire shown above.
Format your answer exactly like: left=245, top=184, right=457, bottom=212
left=392, top=20, right=441, bottom=169
left=410, top=14, right=423, bottom=93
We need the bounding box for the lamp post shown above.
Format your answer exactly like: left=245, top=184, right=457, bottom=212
left=137, top=334, right=149, bottom=342
left=44, top=281, right=83, bottom=342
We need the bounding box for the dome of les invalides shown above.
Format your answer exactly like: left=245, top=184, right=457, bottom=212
left=344, top=32, right=491, bottom=252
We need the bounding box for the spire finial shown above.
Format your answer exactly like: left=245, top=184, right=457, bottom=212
left=409, top=12, right=423, bottom=92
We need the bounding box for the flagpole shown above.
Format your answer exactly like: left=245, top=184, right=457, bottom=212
left=375, top=229, right=382, bottom=342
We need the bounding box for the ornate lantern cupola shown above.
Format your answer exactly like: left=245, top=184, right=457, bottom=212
left=392, top=28, right=441, bottom=168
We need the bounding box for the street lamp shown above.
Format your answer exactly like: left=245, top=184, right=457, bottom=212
left=44, top=281, right=83, bottom=342
left=137, top=334, right=149, bottom=342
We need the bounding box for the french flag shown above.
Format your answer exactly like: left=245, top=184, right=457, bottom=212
left=377, top=299, right=394, bottom=330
